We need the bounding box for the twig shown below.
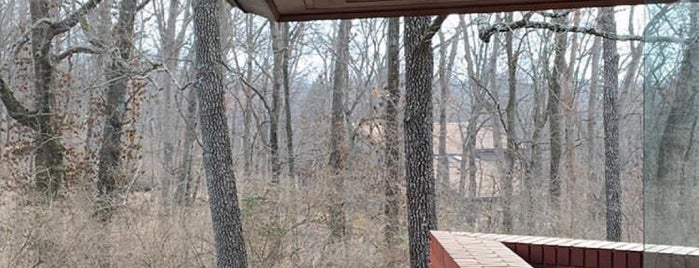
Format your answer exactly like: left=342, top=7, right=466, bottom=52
left=240, top=78, right=272, bottom=114
left=54, top=46, right=101, bottom=61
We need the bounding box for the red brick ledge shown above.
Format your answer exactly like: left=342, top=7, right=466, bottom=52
left=430, top=231, right=699, bottom=268
left=430, top=231, right=532, bottom=268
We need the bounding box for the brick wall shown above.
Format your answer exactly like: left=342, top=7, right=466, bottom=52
left=430, top=231, right=699, bottom=268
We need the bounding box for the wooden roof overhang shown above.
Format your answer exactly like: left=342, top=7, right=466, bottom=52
left=233, top=0, right=647, bottom=22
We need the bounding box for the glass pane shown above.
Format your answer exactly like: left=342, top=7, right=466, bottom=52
left=644, top=0, right=699, bottom=251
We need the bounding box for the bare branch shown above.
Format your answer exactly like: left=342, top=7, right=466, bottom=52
left=12, top=18, right=53, bottom=56
left=478, top=18, right=682, bottom=43
left=240, top=78, right=272, bottom=114
left=52, top=0, right=103, bottom=36
left=0, top=77, right=38, bottom=130
left=54, top=46, right=101, bottom=62
left=421, top=15, right=448, bottom=44
left=136, top=0, right=152, bottom=11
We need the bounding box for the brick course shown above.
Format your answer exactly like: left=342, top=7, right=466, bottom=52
left=430, top=231, right=699, bottom=268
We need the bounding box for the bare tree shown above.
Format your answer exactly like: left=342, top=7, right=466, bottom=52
left=0, top=0, right=102, bottom=198
left=193, top=0, right=247, bottom=266
left=95, top=0, right=142, bottom=221
left=328, top=20, right=351, bottom=242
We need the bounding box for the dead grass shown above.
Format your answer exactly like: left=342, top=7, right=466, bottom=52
left=0, top=168, right=406, bottom=268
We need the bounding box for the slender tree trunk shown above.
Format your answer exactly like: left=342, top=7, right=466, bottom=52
left=404, top=16, right=440, bottom=268
left=437, top=33, right=449, bottom=189
left=270, top=21, right=282, bottom=185
left=587, top=36, right=602, bottom=220
left=175, top=86, right=197, bottom=206
left=503, top=13, right=518, bottom=233
left=547, top=17, right=566, bottom=211
left=328, top=20, right=351, bottom=242
left=96, top=0, right=138, bottom=221
left=243, top=14, right=254, bottom=176
left=282, top=23, right=296, bottom=180
left=193, top=0, right=248, bottom=266
left=383, top=17, right=401, bottom=268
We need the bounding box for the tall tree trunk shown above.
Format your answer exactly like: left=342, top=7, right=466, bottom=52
left=503, top=13, right=518, bottom=233
left=175, top=86, right=197, bottom=205
left=193, top=0, right=248, bottom=266
left=600, top=7, right=622, bottom=242
left=30, top=0, right=62, bottom=198
left=564, top=12, right=580, bottom=229
left=404, top=16, right=441, bottom=268
left=587, top=35, right=602, bottom=220
left=96, top=0, right=138, bottom=221
left=547, top=17, right=567, bottom=211
left=243, top=14, right=254, bottom=176
left=383, top=17, right=401, bottom=268
left=282, top=23, right=296, bottom=181
left=328, top=20, right=351, bottom=242
left=270, top=21, right=282, bottom=185
left=437, top=32, right=449, bottom=189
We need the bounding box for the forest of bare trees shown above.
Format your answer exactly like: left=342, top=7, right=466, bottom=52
left=0, top=0, right=697, bottom=267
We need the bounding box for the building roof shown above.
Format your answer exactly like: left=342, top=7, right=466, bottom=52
left=235, top=0, right=644, bottom=22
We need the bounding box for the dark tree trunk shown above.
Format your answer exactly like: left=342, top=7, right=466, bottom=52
left=404, top=16, right=439, bottom=268
left=31, top=4, right=65, bottom=198
left=599, top=7, right=622, bottom=242
left=328, top=20, right=351, bottom=242
left=193, top=0, right=248, bottom=266
left=96, top=0, right=138, bottom=221
left=282, top=23, right=296, bottom=180
left=270, top=21, right=282, bottom=185
left=383, top=17, right=401, bottom=268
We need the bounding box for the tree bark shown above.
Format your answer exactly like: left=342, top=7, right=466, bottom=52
left=193, top=0, right=248, bottom=266
left=270, top=21, right=282, bottom=185
left=503, top=13, right=518, bottom=233
left=587, top=35, right=602, bottom=220
left=328, top=20, right=351, bottom=242
left=282, top=23, right=296, bottom=181
left=383, top=17, right=401, bottom=268
left=599, top=7, right=622, bottom=242
left=404, top=16, right=441, bottom=268
left=547, top=16, right=566, bottom=211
